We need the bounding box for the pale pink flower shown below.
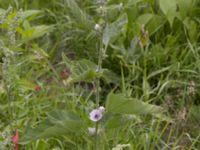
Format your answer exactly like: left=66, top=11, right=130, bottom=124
left=89, top=106, right=105, bottom=122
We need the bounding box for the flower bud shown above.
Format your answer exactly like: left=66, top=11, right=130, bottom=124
left=94, top=24, right=101, bottom=32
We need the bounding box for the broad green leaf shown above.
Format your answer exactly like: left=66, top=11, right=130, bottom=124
left=159, top=0, right=177, bottom=15
left=106, top=93, right=163, bottom=115
left=20, top=110, right=85, bottom=144
left=137, top=13, right=154, bottom=26
left=35, top=140, right=48, bottom=150
left=105, top=113, right=140, bottom=129
left=105, top=115, right=124, bottom=129
left=159, top=0, right=177, bottom=26
left=147, top=15, right=165, bottom=35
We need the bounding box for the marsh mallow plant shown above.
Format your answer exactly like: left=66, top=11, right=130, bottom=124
left=0, top=0, right=199, bottom=149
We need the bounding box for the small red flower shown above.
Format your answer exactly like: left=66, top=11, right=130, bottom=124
left=34, top=85, right=41, bottom=91
left=11, top=130, right=19, bottom=150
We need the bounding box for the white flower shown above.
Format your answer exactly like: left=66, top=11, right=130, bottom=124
left=99, top=106, right=105, bottom=113
left=89, top=109, right=103, bottom=122
left=88, top=127, right=102, bottom=135
left=89, top=106, right=105, bottom=122
left=88, top=127, right=96, bottom=135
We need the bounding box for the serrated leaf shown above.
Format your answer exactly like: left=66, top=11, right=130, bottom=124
left=18, top=22, right=54, bottom=44
left=31, top=25, right=54, bottom=39
left=21, top=10, right=42, bottom=20
left=17, top=79, right=35, bottom=91
left=71, top=59, right=98, bottom=82
left=103, top=13, right=128, bottom=48
left=65, top=0, right=93, bottom=29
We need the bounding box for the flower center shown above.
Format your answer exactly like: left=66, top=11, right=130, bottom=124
left=94, top=114, right=99, bottom=119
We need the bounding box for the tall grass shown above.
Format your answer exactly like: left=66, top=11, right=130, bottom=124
left=0, top=0, right=199, bottom=149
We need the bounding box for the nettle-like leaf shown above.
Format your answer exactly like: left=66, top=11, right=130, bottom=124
left=106, top=93, right=163, bottom=115
left=20, top=110, right=86, bottom=144
left=69, top=59, right=98, bottom=82
left=103, top=13, right=128, bottom=48
left=62, top=55, right=119, bottom=84
left=17, top=79, right=36, bottom=91
left=21, top=10, right=42, bottom=21
left=73, top=59, right=119, bottom=83
left=62, top=55, right=98, bottom=83
left=17, top=21, right=54, bottom=43
left=65, top=0, right=93, bottom=29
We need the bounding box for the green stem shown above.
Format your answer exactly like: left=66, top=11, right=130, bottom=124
left=3, top=62, right=14, bottom=150
left=94, top=1, right=106, bottom=149
left=95, top=122, right=99, bottom=150
left=95, top=23, right=103, bottom=107
left=94, top=30, right=103, bottom=150
left=96, top=47, right=102, bottom=106
left=94, top=22, right=104, bottom=150
left=5, top=85, right=14, bottom=130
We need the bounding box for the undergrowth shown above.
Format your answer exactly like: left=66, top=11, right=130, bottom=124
left=0, top=0, right=199, bottom=150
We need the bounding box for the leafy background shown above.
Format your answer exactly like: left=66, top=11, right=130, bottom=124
left=0, top=0, right=199, bottom=149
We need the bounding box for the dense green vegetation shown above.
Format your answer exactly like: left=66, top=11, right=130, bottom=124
left=0, top=0, right=199, bottom=149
